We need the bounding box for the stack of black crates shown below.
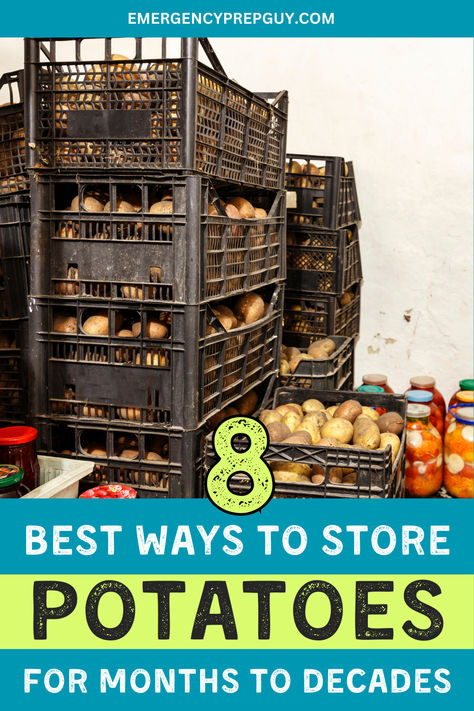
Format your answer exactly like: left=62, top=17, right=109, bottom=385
left=0, top=70, right=30, bottom=426
left=283, top=154, right=362, bottom=389
left=24, top=37, right=288, bottom=497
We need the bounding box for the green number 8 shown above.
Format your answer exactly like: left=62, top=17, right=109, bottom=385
left=206, top=416, right=274, bottom=515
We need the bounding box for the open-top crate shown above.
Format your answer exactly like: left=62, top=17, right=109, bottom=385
left=0, top=70, right=28, bottom=196
left=286, top=153, right=361, bottom=229
left=282, top=334, right=354, bottom=391
left=206, top=388, right=407, bottom=499
left=25, top=38, right=288, bottom=189
left=284, top=282, right=361, bottom=341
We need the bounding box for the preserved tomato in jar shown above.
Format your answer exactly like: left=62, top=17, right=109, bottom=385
left=362, top=374, right=394, bottom=393
left=405, top=404, right=443, bottom=497
left=446, top=390, right=473, bottom=427
left=0, top=427, right=40, bottom=490
left=406, top=389, right=443, bottom=438
left=407, top=376, right=446, bottom=427
left=0, top=465, right=29, bottom=498
left=444, top=405, right=473, bottom=498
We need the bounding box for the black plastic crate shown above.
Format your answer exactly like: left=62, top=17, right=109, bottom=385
left=30, top=172, right=285, bottom=304
left=283, top=282, right=361, bottom=340
left=0, top=192, right=30, bottom=317
left=287, top=224, right=362, bottom=295
left=0, top=70, right=28, bottom=196
left=206, top=388, right=407, bottom=499
left=0, top=318, right=27, bottom=425
left=286, top=154, right=361, bottom=229
left=25, top=38, right=288, bottom=190
left=28, top=282, right=283, bottom=429
left=36, top=418, right=205, bottom=498
left=282, top=335, right=354, bottom=391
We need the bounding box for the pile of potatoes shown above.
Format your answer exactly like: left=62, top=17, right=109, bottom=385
left=286, top=159, right=350, bottom=188
left=259, top=397, right=404, bottom=485
left=53, top=310, right=170, bottom=340
left=76, top=433, right=169, bottom=462
left=207, top=292, right=270, bottom=334
left=280, top=338, right=336, bottom=376
left=208, top=196, right=267, bottom=221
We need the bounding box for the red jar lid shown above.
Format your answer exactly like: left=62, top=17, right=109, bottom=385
left=410, top=376, right=435, bottom=388
left=0, top=426, right=38, bottom=445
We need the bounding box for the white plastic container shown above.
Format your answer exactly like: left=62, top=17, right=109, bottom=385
left=22, top=456, right=94, bottom=499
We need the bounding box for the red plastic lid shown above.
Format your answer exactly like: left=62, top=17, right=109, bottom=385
left=0, top=426, right=38, bottom=445
left=410, top=376, right=435, bottom=388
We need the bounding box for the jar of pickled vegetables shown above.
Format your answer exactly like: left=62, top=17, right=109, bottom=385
left=406, top=389, right=443, bottom=438
left=446, top=390, right=473, bottom=427
left=362, top=374, right=394, bottom=393
left=407, top=376, right=446, bottom=424
left=405, top=404, right=443, bottom=497
left=444, top=404, right=473, bottom=498
left=448, top=379, right=474, bottom=409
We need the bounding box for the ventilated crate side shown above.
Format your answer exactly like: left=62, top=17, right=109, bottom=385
left=35, top=418, right=205, bottom=498
left=30, top=173, right=285, bottom=304
left=0, top=318, right=27, bottom=424
left=0, top=192, right=30, bottom=318
left=283, top=282, right=361, bottom=340
left=25, top=39, right=288, bottom=190
left=29, top=282, right=283, bottom=429
left=286, top=224, right=362, bottom=295
left=0, top=70, right=28, bottom=196
left=286, top=154, right=361, bottom=229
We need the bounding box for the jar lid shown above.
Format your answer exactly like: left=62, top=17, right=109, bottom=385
left=459, top=379, right=474, bottom=391
left=357, top=385, right=385, bottom=393
left=406, top=389, right=433, bottom=403
left=457, top=390, right=474, bottom=403
left=362, top=374, right=387, bottom=385
left=410, top=376, right=435, bottom=388
left=449, top=404, right=474, bottom=425
left=407, top=403, right=431, bottom=419
left=0, top=426, right=38, bottom=445
left=0, top=464, right=24, bottom=488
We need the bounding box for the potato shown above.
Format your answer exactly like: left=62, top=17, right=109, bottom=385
left=119, top=448, right=139, bottom=459
left=287, top=403, right=304, bottom=417
left=103, top=199, right=136, bottom=213
left=282, top=411, right=303, bottom=433
left=208, top=202, right=219, bottom=216
left=119, top=407, right=141, bottom=421
left=233, top=293, right=265, bottom=325
left=343, top=471, right=357, bottom=485
left=280, top=360, right=290, bottom=376
left=302, top=398, right=325, bottom=415
left=311, top=465, right=326, bottom=484
left=259, top=410, right=283, bottom=426
left=326, top=405, right=338, bottom=417
left=297, top=421, right=320, bottom=444
left=83, top=312, right=109, bottom=335
left=53, top=312, right=77, bottom=333
left=234, top=390, right=258, bottom=416
left=321, top=418, right=353, bottom=444
left=306, top=347, right=327, bottom=360
left=361, top=406, right=379, bottom=422
left=224, top=203, right=241, bottom=220
left=317, top=437, right=344, bottom=447
left=71, top=195, right=104, bottom=212
left=145, top=451, right=165, bottom=461
left=149, top=201, right=173, bottom=214
left=275, top=404, right=298, bottom=417
left=377, top=412, right=404, bottom=435
left=334, top=399, right=363, bottom=423
left=353, top=417, right=381, bottom=450
left=254, top=208, right=267, bottom=219
left=285, top=347, right=301, bottom=361
left=227, top=197, right=256, bottom=219
left=379, top=433, right=401, bottom=463
left=117, top=329, right=134, bottom=338
left=283, top=430, right=312, bottom=446
left=308, top=337, right=336, bottom=356
left=144, top=319, right=168, bottom=339
left=303, top=411, right=328, bottom=429
left=266, top=422, right=291, bottom=442
left=289, top=353, right=313, bottom=373
left=214, top=305, right=238, bottom=329
left=271, top=462, right=311, bottom=482
left=329, top=467, right=344, bottom=483
left=210, top=308, right=234, bottom=331
left=87, top=446, right=107, bottom=458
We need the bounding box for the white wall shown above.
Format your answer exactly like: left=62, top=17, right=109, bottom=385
left=1, top=37, right=472, bottom=401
